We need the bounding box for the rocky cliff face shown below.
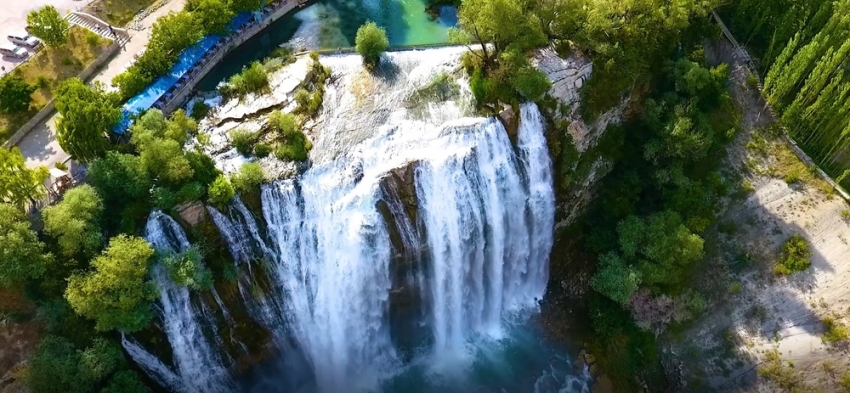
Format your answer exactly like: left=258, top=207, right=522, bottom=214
left=531, top=46, right=626, bottom=228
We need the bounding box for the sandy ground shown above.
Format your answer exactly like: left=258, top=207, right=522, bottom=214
left=0, top=0, right=95, bottom=74
left=669, top=41, right=850, bottom=392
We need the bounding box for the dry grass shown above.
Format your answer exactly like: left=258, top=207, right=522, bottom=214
left=0, top=27, right=109, bottom=142
left=83, top=0, right=162, bottom=27
left=769, top=140, right=834, bottom=196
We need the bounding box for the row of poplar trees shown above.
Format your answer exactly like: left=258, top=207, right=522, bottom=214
left=728, top=0, right=850, bottom=187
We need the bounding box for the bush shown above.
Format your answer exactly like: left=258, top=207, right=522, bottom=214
left=85, top=31, right=101, bottom=46
left=231, top=162, right=265, bottom=194
left=161, top=246, right=213, bottom=291
left=208, top=174, right=234, bottom=207
left=355, top=21, right=389, bottom=67
left=254, top=143, right=272, bottom=158
left=225, top=61, right=268, bottom=97
left=0, top=74, right=36, bottom=114
left=190, top=100, right=210, bottom=120
left=774, top=234, right=811, bottom=275
left=822, top=316, right=849, bottom=344
left=35, top=75, right=51, bottom=89
left=274, top=134, right=310, bottom=162
left=268, top=110, right=299, bottom=136
left=229, top=128, right=259, bottom=156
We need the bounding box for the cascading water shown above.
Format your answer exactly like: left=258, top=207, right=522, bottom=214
left=132, top=48, right=587, bottom=393
left=126, top=211, right=236, bottom=393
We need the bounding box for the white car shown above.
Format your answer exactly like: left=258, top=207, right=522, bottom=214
left=7, top=32, right=41, bottom=49
left=0, top=44, right=29, bottom=59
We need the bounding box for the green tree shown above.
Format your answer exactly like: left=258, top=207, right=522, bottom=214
left=25, top=335, right=94, bottom=393
left=65, top=235, right=157, bottom=332
left=591, top=252, right=641, bottom=305
left=148, top=11, right=202, bottom=54
left=453, top=0, right=546, bottom=65
left=355, top=22, right=389, bottom=67
left=55, top=79, right=121, bottom=162
left=0, top=147, right=49, bottom=208
left=0, top=75, right=36, bottom=114
left=231, top=162, right=265, bottom=194
left=208, top=174, right=235, bottom=206
left=79, top=339, right=125, bottom=382
left=102, top=371, right=149, bottom=393
left=42, top=185, right=104, bottom=258
left=226, top=0, right=265, bottom=12
left=189, top=0, right=235, bottom=34
left=0, top=204, right=52, bottom=288
left=618, top=211, right=704, bottom=288
left=26, top=6, right=70, bottom=47
left=161, top=246, right=213, bottom=291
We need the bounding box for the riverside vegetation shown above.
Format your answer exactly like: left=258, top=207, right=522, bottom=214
left=1, top=0, right=848, bottom=392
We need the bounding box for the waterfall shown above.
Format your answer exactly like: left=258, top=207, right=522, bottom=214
left=248, top=102, right=553, bottom=391
left=125, top=211, right=236, bottom=393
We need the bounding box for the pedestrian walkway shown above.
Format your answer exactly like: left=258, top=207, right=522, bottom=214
left=15, top=0, right=187, bottom=170
left=65, top=12, right=131, bottom=47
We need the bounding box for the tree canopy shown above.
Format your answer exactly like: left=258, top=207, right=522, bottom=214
left=42, top=185, right=104, bottom=258
left=0, top=203, right=52, bottom=288
left=0, top=147, right=49, bottom=208
left=65, top=235, right=157, bottom=332
left=355, top=22, right=390, bottom=67
left=0, top=75, right=36, bottom=114
left=55, top=79, right=121, bottom=162
left=26, top=6, right=70, bottom=47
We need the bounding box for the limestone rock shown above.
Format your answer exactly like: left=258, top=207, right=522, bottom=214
left=177, top=201, right=207, bottom=227
left=584, top=353, right=596, bottom=365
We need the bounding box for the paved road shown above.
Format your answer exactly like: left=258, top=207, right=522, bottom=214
left=0, top=0, right=96, bottom=74
left=13, top=0, right=186, bottom=169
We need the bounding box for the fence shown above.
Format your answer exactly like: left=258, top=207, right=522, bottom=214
left=711, top=12, right=850, bottom=202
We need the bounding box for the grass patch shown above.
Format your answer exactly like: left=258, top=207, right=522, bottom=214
left=0, top=27, right=109, bottom=142
left=774, top=234, right=811, bottom=276
left=770, top=140, right=833, bottom=195
left=757, top=349, right=810, bottom=391
left=821, top=316, right=849, bottom=344
left=83, top=0, right=161, bottom=26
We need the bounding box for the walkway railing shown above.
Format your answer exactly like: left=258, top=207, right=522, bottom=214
left=711, top=12, right=850, bottom=202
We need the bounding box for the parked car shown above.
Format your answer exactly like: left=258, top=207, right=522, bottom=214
left=7, top=32, right=41, bottom=49
left=0, top=44, right=29, bottom=59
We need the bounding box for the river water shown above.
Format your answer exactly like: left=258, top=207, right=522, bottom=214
left=196, top=0, right=456, bottom=90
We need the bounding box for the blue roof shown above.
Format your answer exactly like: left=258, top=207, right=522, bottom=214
left=114, top=12, right=257, bottom=133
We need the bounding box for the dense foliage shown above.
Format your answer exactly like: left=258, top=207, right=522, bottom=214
left=0, top=204, right=52, bottom=288
left=41, top=185, right=104, bottom=258
left=161, top=246, right=213, bottom=291
left=55, top=79, right=122, bottom=162
left=732, top=0, right=850, bottom=187
left=0, top=75, right=36, bottom=114
left=65, top=235, right=157, bottom=332
left=221, top=61, right=269, bottom=97
left=0, top=147, right=49, bottom=208
left=27, top=6, right=70, bottom=47
left=355, top=22, right=390, bottom=67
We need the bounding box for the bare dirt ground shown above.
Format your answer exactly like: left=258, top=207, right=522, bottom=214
left=668, top=41, right=850, bottom=392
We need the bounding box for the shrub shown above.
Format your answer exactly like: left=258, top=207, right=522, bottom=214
left=821, top=316, right=849, bottom=344
left=36, top=75, right=51, bottom=89
left=225, top=61, right=268, bottom=97
left=54, top=161, right=68, bottom=171
left=253, top=143, right=272, bottom=158
left=355, top=22, right=389, bottom=67
left=208, top=174, right=234, bottom=207
left=161, top=246, right=213, bottom=291
left=742, top=179, right=755, bottom=194
left=190, top=100, right=210, bottom=120
left=274, top=134, right=310, bottom=162
left=784, top=168, right=801, bottom=184
left=0, top=75, right=36, bottom=114
left=85, top=31, right=101, bottom=46
left=774, top=234, right=811, bottom=275
left=231, top=162, right=264, bottom=194
left=229, top=128, right=259, bottom=156
left=268, top=110, right=299, bottom=136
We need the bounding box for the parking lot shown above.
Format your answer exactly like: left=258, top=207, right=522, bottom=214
left=0, top=0, right=95, bottom=74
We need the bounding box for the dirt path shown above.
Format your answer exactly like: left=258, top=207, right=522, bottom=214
left=669, top=40, right=850, bottom=392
